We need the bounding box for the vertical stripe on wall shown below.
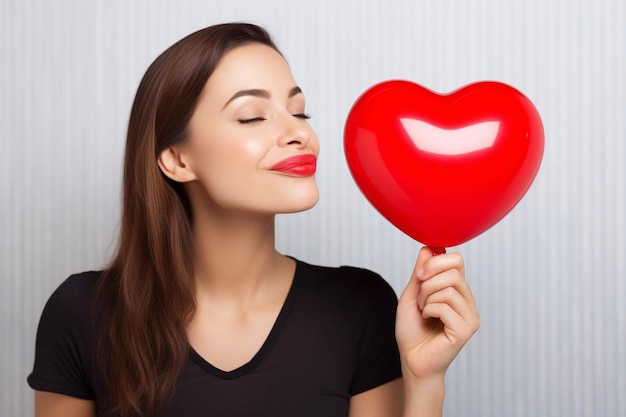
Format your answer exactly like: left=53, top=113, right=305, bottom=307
left=1, top=1, right=624, bottom=416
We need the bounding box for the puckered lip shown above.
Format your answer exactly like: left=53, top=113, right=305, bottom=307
left=270, top=154, right=317, bottom=176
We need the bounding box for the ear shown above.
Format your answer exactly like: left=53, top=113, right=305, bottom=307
left=157, top=147, right=197, bottom=183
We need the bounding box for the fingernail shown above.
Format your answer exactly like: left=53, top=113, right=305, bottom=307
left=416, top=268, right=424, bottom=279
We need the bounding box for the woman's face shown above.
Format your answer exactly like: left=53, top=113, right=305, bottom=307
left=179, top=42, right=320, bottom=215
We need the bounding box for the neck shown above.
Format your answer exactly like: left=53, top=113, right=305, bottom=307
left=190, top=206, right=286, bottom=302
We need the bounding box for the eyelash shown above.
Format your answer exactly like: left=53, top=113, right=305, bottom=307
left=238, top=117, right=266, bottom=124
left=238, top=113, right=311, bottom=124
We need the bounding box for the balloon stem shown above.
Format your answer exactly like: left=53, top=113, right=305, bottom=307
left=430, top=246, right=447, bottom=256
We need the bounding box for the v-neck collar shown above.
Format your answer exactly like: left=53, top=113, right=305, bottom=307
left=188, top=258, right=301, bottom=380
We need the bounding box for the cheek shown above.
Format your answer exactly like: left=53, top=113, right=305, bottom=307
left=192, top=135, right=267, bottom=180
left=309, top=130, right=321, bottom=154
left=216, top=139, right=267, bottom=178
left=240, top=139, right=267, bottom=161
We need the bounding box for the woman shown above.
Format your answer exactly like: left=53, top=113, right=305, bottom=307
left=28, top=23, right=479, bottom=417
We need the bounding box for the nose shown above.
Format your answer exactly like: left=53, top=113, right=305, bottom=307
left=278, top=113, right=313, bottom=148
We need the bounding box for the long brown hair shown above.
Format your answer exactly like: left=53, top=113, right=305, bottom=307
left=95, top=23, right=279, bottom=417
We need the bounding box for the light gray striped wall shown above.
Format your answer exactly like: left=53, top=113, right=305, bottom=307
left=2, top=0, right=624, bottom=416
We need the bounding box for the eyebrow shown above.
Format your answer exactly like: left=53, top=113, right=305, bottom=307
left=222, top=86, right=303, bottom=109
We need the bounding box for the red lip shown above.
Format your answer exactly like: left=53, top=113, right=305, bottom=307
left=270, top=154, right=317, bottom=176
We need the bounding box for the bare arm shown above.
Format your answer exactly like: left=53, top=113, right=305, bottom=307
left=348, top=378, right=404, bottom=417
left=35, top=391, right=96, bottom=417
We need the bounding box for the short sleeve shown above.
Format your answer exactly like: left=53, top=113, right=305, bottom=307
left=342, top=267, right=402, bottom=395
left=27, top=273, right=98, bottom=400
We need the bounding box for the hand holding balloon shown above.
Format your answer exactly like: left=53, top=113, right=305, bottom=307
left=343, top=80, right=544, bottom=249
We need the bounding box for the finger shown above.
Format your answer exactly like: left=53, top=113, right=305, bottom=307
left=421, top=302, right=480, bottom=345
left=418, top=268, right=477, bottom=311
left=418, top=252, right=465, bottom=282
left=422, top=286, right=478, bottom=322
left=399, top=246, right=435, bottom=302
left=414, top=246, right=435, bottom=279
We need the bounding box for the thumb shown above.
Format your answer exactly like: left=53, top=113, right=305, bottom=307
left=414, top=246, right=437, bottom=279
left=400, top=246, right=435, bottom=302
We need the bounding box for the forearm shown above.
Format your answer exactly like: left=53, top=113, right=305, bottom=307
left=401, top=364, right=445, bottom=417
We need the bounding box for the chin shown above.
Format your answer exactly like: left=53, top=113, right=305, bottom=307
left=275, top=187, right=319, bottom=214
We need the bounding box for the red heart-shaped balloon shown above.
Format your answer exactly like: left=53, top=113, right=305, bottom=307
left=344, top=80, right=544, bottom=248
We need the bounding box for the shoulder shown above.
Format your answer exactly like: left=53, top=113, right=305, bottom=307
left=50, top=271, right=101, bottom=301
left=28, top=271, right=102, bottom=399
left=293, top=259, right=398, bottom=310
left=294, top=258, right=396, bottom=294
left=34, top=270, right=102, bottom=350
left=291, top=259, right=402, bottom=394
left=41, top=271, right=101, bottom=319
left=34, top=270, right=102, bottom=347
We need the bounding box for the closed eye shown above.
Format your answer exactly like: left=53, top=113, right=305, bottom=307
left=293, top=113, right=311, bottom=120
left=238, top=117, right=266, bottom=124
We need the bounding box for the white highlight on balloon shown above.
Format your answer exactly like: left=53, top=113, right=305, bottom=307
left=400, top=118, right=500, bottom=155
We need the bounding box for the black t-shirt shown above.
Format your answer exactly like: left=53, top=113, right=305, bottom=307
left=28, top=259, right=402, bottom=416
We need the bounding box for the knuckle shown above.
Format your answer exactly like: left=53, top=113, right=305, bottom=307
left=450, top=251, right=464, bottom=266
left=471, top=316, right=481, bottom=332
left=442, top=286, right=456, bottom=298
